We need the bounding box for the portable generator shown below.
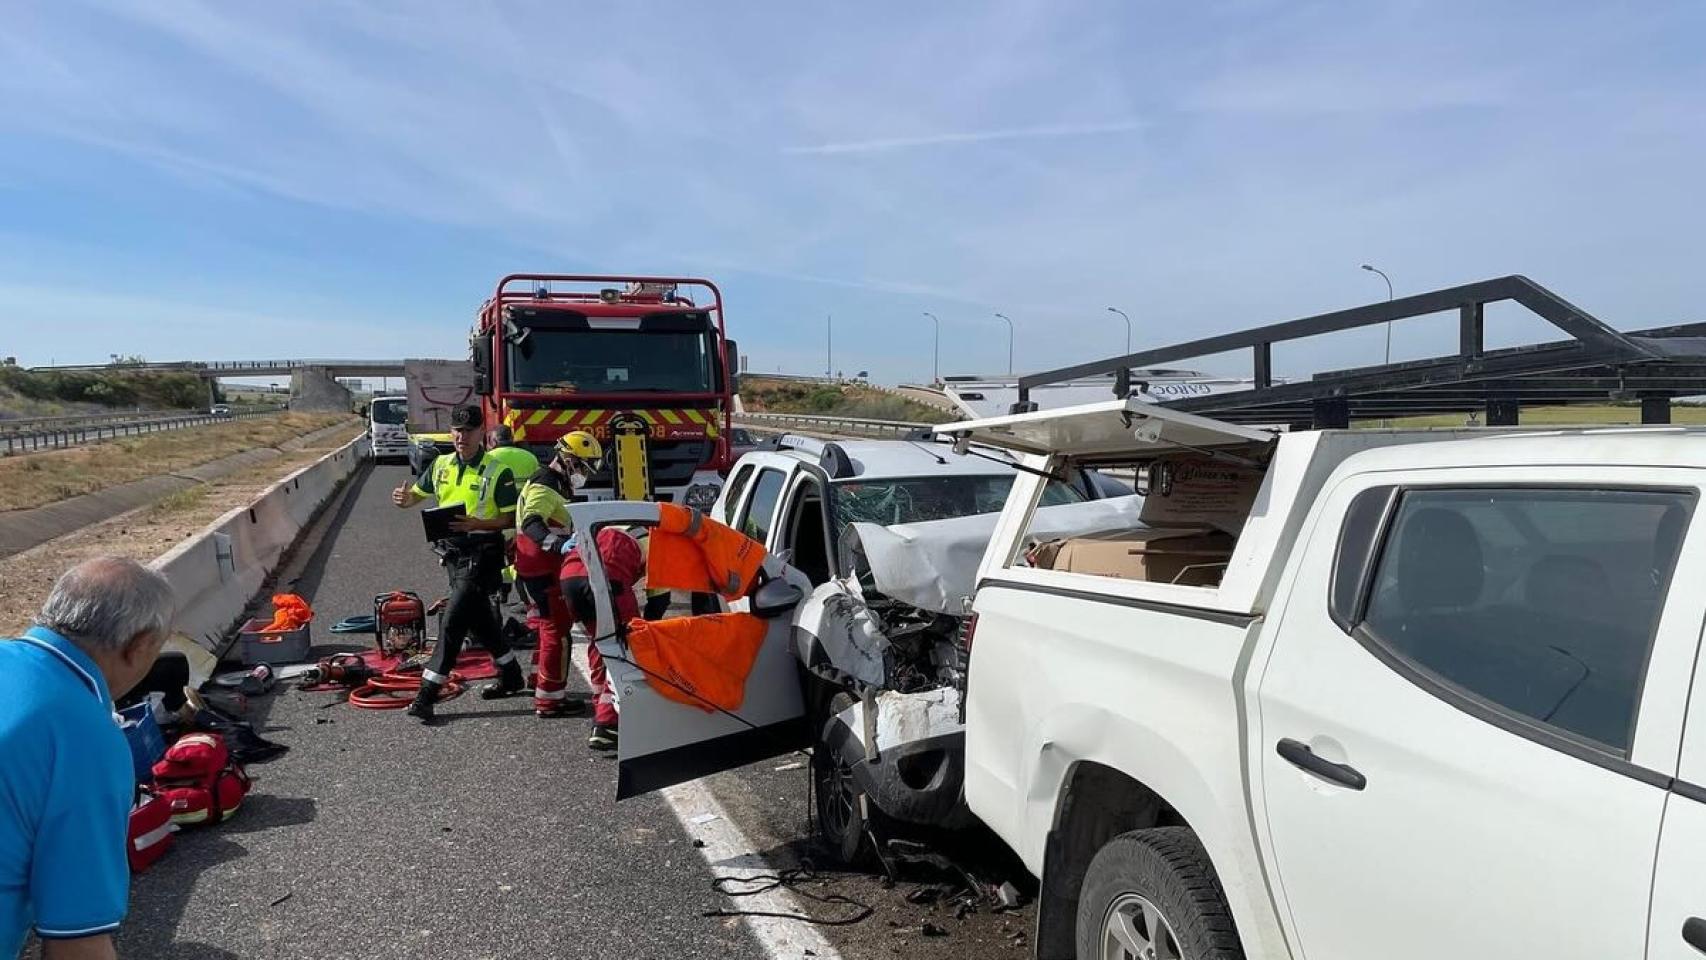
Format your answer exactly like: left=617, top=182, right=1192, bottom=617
left=373, top=591, right=427, bottom=658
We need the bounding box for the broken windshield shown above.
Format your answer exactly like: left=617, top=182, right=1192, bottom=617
left=506, top=329, right=715, bottom=394
left=833, top=474, right=1083, bottom=527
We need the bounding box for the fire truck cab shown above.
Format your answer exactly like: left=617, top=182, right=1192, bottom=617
left=471, top=274, right=739, bottom=509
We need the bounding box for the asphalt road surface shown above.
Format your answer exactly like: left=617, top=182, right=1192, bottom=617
left=121, top=463, right=1036, bottom=960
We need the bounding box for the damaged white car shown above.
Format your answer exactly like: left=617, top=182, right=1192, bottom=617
left=566, top=435, right=1136, bottom=864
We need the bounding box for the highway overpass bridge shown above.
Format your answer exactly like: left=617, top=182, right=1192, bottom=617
left=26, top=359, right=416, bottom=411
left=29, top=359, right=410, bottom=378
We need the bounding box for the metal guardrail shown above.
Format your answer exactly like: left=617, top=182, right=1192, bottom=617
left=734, top=411, right=940, bottom=438
left=28, top=359, right=402, bottom=373
left=0, top=408, right=229, bottom=435
left=1, top=406, right=286, bottom=456
left=740, top=373, right=844, bottom=385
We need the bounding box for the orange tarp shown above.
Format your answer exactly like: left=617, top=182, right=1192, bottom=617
left=262, top=593, right=312, bottom=632
left=626, top=613, right=768, bottom=713
left=646, top=504, right=767, bottom=599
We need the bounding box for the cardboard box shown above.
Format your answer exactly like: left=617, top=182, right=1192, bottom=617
left=1139, top=456, right=1266, bottom=534
left=1037, top=527, right=1235, bottom=586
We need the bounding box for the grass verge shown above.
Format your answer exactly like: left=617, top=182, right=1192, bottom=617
left=740, top=377, right=942, bottom=421
left=1377, top=404, right=1706, bottom=429
left=0, top=442, right=352, bottom=634
left=0, top=412, right=356, bottom=512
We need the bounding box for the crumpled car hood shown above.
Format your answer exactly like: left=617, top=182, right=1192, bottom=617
left=846, top=494, right=1146, bottom=615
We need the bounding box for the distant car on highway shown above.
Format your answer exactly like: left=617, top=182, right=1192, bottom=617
left=729, top=427, right=759, bottom=460
left=408, top=435, right=444, bottom=476
left=209, top=404, right=232, bottom=417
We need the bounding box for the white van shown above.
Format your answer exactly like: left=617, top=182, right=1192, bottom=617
left=367, top=395, right=411, bottom=463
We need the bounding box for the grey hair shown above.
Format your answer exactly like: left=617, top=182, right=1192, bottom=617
left=34, top=557, right=177, bottom=654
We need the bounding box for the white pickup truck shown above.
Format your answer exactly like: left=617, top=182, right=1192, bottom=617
left=937, top=397, right=1706, bottom=960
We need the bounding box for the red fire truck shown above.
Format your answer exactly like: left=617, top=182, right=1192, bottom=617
left=470, top=274, right=739, bottom=509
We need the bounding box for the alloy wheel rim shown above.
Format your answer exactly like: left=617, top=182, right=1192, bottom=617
left=1102, top=892, right=1184, bottom=960
left=818, top=752, right=857, bottom=838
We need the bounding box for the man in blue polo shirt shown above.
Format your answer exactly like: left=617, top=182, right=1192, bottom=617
left=1, top=557, right=175, bottom=960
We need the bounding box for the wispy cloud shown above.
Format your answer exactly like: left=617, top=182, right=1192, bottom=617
left=782, top=120, right=1144, bottom=156
left=2, top=1, right=1702, bottom=384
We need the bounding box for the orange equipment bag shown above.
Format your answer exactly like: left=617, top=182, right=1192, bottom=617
left=262, top=593, right=313, bottom=632
left=625, top=613, right=768, bottom=713
left=646, top=504, right=767, bottom=599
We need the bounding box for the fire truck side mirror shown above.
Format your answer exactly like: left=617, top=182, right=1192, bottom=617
left=470, top=337, right=492, bottom=396
left=724, top=338, right=740, bottom=393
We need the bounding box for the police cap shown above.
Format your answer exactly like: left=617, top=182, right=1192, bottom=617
left=450, top=405, right=484, bottom=430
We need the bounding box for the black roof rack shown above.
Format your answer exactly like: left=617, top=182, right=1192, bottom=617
left=1016, top=276, right=1706, bottom=427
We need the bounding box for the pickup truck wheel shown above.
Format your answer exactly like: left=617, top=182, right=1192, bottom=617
left=812, top=692, right=874, bottom=867
left=1077, top=827, right=1243, bottom=960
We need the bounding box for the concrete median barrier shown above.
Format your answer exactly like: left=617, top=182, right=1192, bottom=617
left=153, top=434, right=370, bottom=654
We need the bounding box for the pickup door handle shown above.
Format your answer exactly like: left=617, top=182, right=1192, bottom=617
left=1276, top=738, right=1367, bottom=791
left=1684, top=917, right=1706, bottom=953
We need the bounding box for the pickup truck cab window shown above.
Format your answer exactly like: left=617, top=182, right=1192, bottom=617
left=1354, top=487, right=1693, bottom=754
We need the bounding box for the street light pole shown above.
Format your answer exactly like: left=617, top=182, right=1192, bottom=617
left=826, top=314, right=833, bottom=378
left=1361, top=264, right=1394, bottom=365
left=993, top=313, right=1014, bottom=375
left=1107, top=306, right=1131, bottom=355
left=922, top=312, right=940, bottom=383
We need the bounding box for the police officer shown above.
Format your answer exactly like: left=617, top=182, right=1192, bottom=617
left=487, top=424, right=541, bottom=482
left=515, top=431, right=603, bottom=718
left=486, top=423, right=540, bottom=610
left=391, top=404, right=527, bottom=722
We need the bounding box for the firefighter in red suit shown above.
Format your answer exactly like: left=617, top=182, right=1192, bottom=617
left=516, top=433, right=601, bottom=719
left=560, top=526, right=643, bottom=751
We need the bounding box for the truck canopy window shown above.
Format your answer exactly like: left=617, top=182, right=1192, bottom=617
left=1007, top=448, right=1269, bottom=588
left=1359, top=487, right=1694, bottom=755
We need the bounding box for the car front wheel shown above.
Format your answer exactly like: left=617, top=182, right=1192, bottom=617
left=1075, top=827, right=1244, bottom=960
left=812, top=692, right=876, bottom=867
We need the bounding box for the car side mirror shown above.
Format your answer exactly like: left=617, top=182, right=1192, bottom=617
left=750, top=579, right=803, bottom=619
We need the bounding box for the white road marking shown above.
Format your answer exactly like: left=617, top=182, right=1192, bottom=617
left=570, top=643, right=843, bottom=960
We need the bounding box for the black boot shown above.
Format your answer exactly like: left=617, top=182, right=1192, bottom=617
left=479, top=660, right=527, bottom=700
left=406, top=682, right=439, bottom=723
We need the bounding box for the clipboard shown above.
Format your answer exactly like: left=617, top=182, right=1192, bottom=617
left=422, top=503, right=467, bottom=541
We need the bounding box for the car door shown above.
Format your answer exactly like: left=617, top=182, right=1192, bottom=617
left=1253, top=468, right=1703, bottom=960
left=565, top=500, right=812, bottom=800
left=1651, top=560, right=1706, bottom=960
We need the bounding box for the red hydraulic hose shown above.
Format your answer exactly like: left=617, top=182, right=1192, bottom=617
left=348, top=678, right=465, bottom=709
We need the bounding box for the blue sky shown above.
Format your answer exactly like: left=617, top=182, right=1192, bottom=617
left=2, top=0, right=1702, bottom=385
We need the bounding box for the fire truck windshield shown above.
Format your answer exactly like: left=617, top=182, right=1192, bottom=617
left=506, top=328, right=716, bottom=395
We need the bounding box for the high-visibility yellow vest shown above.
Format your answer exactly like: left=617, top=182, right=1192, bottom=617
left=518, top=477, right=571, bottom=533
left=416, top=451, right=512, bottom=520
left=488, top=445, right=540, bottom=486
